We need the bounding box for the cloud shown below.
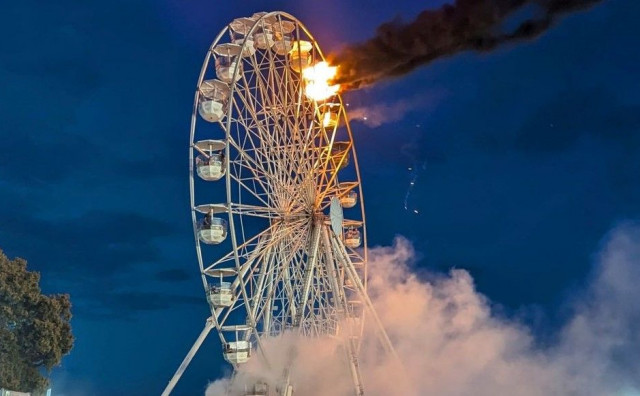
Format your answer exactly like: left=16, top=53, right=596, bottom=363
left=206, top=222, right=640, bottom=395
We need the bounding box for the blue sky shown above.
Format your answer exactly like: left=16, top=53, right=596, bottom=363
left=0, top=0, right=638, bottom=394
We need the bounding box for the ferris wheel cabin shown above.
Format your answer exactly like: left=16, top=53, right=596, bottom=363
left=229, top=17, right=257, bottom=57
left=219, top=324, right=254, bottom=365
left=208, top=282, right=233, bottom=307
left=206, top=268, right=236, bottom=308
left=340, top=190, right=358, bottom=208
left=198, top=215, right=227, bottom=244
left=252, top=13, right=276, bottom=49
left=194, top=140, right=227, bottom=181
left=224, top=340, right=252, bottom=365
left=288, top=40, right=313, bottom=73
left=344, top=227, right=362, bottom=248
left=195, top=153, right=225, bottom=181
left=213, top=43, right=243, bottom=83
left=271, top=20, right=295, bottom=55
left=198, top=79, right=230, bottom=123
left=331, top=141, right=351, bottom=170
left=319, top=103, right=340, bottom=128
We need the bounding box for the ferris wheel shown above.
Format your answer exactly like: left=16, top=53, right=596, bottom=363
left=162, top=11, right=396, bottom=396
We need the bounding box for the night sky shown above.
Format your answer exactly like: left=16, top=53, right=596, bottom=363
left=1, top=0, right=638, bottom=395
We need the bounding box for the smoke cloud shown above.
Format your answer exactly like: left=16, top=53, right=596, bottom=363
left=331, top=0, right=604, bottom=90
left=207, top=220, right=640, bottom=395
left=348, top=93, right=443, bottom=128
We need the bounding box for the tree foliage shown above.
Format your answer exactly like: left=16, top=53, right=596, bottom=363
left=0, top=250, right=73, bottom=392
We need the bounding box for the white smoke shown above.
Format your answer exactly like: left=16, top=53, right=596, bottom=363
left=207, top=221, right=640, bottom=395
left=347, top=93, right=443, bottom=128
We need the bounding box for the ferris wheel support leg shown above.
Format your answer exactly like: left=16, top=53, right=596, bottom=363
left=321, top=225, right=349, bottom=311
left=161, top=317, right=215, bottom=396
left=344, top=338, right=365, bottom=396
left=263, top=264, right=275, bottom=335
left=321, top=226, right=364, bottom=396
left=329, top=233, right=400, bottom=362
left=295, top=219, right=323, bottom=327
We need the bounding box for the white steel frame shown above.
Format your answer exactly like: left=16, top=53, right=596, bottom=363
left=162, top=11, right=395, bottom=396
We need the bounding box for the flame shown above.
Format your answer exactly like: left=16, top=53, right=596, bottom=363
left=302, top=61, right=339, bottom=101
left=323, top=112, right=332, bottom=127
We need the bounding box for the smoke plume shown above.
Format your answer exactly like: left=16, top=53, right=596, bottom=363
left=331, top=0, right=604, bottom=90
left=347, top=92, right=443, bottom=127
left=207, top=221, right=640, bottom=395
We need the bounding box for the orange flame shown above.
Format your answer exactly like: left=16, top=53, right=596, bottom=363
left=302, top=62, right=339, bottom=101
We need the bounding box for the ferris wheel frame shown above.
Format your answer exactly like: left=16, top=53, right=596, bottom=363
left=163, top=11, right=396, bottom=396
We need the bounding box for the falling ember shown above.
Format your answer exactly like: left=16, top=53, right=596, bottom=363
left=302, top=61, right=339, bottom=101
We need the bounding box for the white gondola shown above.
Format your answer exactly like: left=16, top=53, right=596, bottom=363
left=206, top=268, right=236, bottom=307
left=288, top=40, right=313, bottom=73
left=196, top=153, right=224, bottom=181
left=194, top=140, right=227, bottom=181
left=223, top=340, right=252, bottom=364
left=271, top=20, right=295, bottom=55
left=319, top=103, right=340, bottom=128
left=198, top=79, right=230, bottom=122
left=229, top=17, right=256, bottom=57
left=252, top=13, right=276, bottom=50
left=344, top=227, right=361, bottom=248
left=197, top=213, right=228, bottom=244
left=208, top=281, right=233, bottom=307
left=331, top=141, right=351, bottom=170
left=340, top=190, right=358, bottom=209
left=213, top=43, right=243, bottom=83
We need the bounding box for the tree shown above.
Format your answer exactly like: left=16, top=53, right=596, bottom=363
left=0, top=250, right=73, bottom=393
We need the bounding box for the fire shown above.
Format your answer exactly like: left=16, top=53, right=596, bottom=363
left=302, top=61, right=339, bottom=101
left=323, top=112, right=332, bottom=127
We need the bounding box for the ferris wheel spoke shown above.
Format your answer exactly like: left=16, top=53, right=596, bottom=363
left=246, top=245, right=275, bottom=324
left=256, top=222, right=310, bottom=331
left=229, top=126, right=299, bottom=211
left=234, top=220, right=306, bottom=292
left=249, top=61, right=314, bottom=206
left=312, top=106, right=350, bottom=192
left=228, top=119, right=274, bottom=180
left=228, top=202, right=284, bottom=219
left=315, top=144, right=352, bottom=205
left=203, top=223, right=277, bottom=275
left=228, top=166, right=272, bottom=208
left=232, top=86, right=276, bottom=150
left=208, top=223, right=297, bottom=335
left=227, top=140, right=275, bottom=193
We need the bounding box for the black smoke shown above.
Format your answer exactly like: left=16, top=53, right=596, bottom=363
left=331, top=0, right=605, bottom=90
